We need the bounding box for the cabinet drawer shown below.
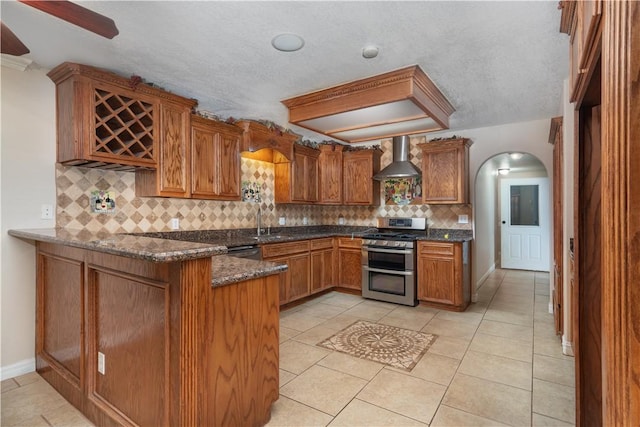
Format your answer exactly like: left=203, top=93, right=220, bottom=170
left=337, top=237, right=362, bottom=249
left=262, top=240, right=310, bottom=258
left=418, top=241, right=454, bottom=256
left=310, top=238, right=333, bottom=251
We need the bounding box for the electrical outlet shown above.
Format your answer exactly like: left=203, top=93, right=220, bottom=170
left=338, top=216, right=345, bottom=225
left=303, top=217, right=308, bottom=225
left=98, top=352, right=105, bottom=375
left=41, top=204, right=53, bottom=219
left=170, top=218, right=180, bottom=230
left=458, top=214, right=469, bottom=224
left=278, top=217, right=286, bottom=226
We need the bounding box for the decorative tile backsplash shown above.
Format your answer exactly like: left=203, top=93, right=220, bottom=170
left=56, top=136, right=472, bottom=234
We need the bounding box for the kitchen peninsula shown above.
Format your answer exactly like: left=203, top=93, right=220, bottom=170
left=8, top=228, right=285, bottom=427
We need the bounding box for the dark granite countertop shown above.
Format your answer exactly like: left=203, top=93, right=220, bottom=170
left=8, top=228, right=227, bottom=262
left=211, top=255, right=287, bottom=287
left=418, top=229, right=473, bottom=242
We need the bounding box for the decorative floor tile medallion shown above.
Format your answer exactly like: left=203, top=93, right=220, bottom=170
left=317, top=320, right=437, bottom=371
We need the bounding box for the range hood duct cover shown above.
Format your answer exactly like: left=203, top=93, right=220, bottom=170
left=373, top=135, right=421, bottom=180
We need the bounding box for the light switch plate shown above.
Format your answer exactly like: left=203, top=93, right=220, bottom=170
left=303, top=217, right=308, bottom=225
left=458, top=214, right=469, bottom=224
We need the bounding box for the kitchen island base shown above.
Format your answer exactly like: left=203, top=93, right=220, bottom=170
left=35, top=241, right=279, bottom=427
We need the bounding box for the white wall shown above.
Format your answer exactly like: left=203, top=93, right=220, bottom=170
left=425, top=119, right=554, bottom=291
left=561, top=78, right=575, bottom=355
left=473, top=163, right=497, bottom=289
left=0, top=65, right=57, bottom=378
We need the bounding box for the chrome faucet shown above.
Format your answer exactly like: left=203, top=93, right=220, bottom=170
left=256, top=206, right=262, bottom=236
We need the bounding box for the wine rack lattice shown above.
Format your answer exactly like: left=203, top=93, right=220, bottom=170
left=94, top=89, right=154, bottom=160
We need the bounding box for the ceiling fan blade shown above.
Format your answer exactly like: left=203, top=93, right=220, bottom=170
left=1, top=21, right=30, bottom=56
left=19, top=0, right=119, bottom=39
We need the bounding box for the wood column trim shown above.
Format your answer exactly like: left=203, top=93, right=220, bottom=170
left=601, top=1, right=640, bottom=425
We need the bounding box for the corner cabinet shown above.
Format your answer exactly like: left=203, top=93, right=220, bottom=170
left=189, top=116, right=241, bottom=200
left=419, top=138, right=472, bottom=204
left=343, top=150, right=381, bottom=205
left=47, top=62, right=196, bottom=171
left=417, top=241, right=471, bottom=311
left=274, top=145, right=319, bottom=204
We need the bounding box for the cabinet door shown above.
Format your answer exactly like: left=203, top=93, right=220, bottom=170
left=339, top=247, right=362, bottom=290
left=422, top=147, right=460, bottom=203
left=306, top=155, right=319, bottom=202
left=216, top=131, right=241, bottom=199
left=417, top=254, right=456, bottom=305
left=311, top=248, right=333, bottom=293
left=343, top=151, right=380, bottom=205
left=288, top=253, right=310, bottom=302
left=158, top=103, right=190, bottom=197
left=291, top=152, right=307, bottom=202
left=191, top=123, right=217, bottom=197
left=319, top=149, right=342, bottom=204
left=267, top=255, right=290, bottom=305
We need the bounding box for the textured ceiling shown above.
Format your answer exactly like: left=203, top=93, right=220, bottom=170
left=1, top=0, right=568, bottom=142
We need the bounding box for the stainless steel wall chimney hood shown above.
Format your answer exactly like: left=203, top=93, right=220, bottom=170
left=373, top=135, right=421, bottom=180
left=281, top=65, right=455, bottom=143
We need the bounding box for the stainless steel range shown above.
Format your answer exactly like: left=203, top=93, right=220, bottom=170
left=361, top=217, right=427, bottom=306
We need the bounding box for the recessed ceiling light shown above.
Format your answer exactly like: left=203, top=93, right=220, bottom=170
left=510, top=152, right=523, bottom=160
left=271, top=33, right=305, bottom=52
left=362, top=45, right=379, bottom=59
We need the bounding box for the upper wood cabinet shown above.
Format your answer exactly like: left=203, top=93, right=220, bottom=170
left=190, top=116, right=242, bottom=200
left=318, top=144, right=344, bottom=204
left=419, top=138, right=472, bottom=204
left=343, top=150, right=381, bottom=205
left=236, top=120, right=298, bottom=161
left=274, top=145, right=319, bottom=203
left=560, top=0, right=602, bottom=104
left=47, top=62, right=196, bottom=171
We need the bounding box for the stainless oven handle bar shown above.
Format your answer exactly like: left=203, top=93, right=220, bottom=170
left=362, top=266, right=414, bottom=276
left=362, top=247, right=413, bottom=255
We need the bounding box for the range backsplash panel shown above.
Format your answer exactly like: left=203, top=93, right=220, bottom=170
left=56, top=137, right=472, bottom=234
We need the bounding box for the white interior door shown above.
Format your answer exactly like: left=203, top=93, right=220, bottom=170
left=500, top=178, right=550, bottom=271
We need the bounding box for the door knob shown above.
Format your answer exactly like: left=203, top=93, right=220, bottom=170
left=502, top=221, right=506, bottom=224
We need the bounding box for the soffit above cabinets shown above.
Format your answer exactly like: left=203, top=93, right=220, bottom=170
left=281, top=65, right=455, bottom=143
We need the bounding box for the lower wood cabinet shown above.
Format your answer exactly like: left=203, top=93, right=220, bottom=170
left=337, top=237, right=363, bottom=290
left=417, top=240, right=471, bottom=311
left=262, top=240, right=311, bottom=305
left=35, top=241, right=279, bottom=427
left=310, top=238, right=335, bottom=293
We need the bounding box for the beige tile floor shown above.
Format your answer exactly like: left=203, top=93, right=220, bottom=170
left=1, top=269, right=575, bottom=426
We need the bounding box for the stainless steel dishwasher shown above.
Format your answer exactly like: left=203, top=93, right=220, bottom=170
left=226, top=245, right=262, bottom=260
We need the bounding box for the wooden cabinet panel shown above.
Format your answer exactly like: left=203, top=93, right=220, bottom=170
left=90, top=268, right=168, bottom=427
left=417, top=241, right=470, bottom=311
left=276, top=145, right=320, bottom=204
left=38, top=251, right=84, bottom=383
left=135, top=102, right=193, bottom=198
left=263, top=240, right=312, bottom=304
left=318, top=145, right=343, bottom=204
left=47, top=62, right=196, bottom=171
left=419, top=138, right=472, bottom=204
left=190, top=116, right=241, bottom=200
left=343, top=150, right=381, bottom=205
left=288, top=253, right=311, bottom=301
left=338, top=238, right=362, bottom=290
left=311, top=248, right=334, bottom=293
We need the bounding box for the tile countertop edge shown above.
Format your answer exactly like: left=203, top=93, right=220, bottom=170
left=8, top=228, right=228, bottom=262
left=211, top=255, right=287, bottom=288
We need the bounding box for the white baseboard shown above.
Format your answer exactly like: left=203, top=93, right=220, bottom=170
left=548, top=302, right=553, bottom=314
left=1, top=358, right=35, bottom=381
left=562, top=336, right=574, bottom=356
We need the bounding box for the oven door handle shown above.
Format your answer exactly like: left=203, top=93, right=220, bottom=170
left=362, top=247, right=413, bottom=255
left=362, top=266, right=414, bottom=276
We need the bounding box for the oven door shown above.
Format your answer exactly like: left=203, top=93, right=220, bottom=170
left=361, top=246, right=416, bottom=306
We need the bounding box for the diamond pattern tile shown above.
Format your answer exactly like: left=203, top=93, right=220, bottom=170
left=56, top=145, right=472, bottom=233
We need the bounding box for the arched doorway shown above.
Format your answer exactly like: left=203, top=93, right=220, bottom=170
left=473, top=152, right=549, bottom=294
